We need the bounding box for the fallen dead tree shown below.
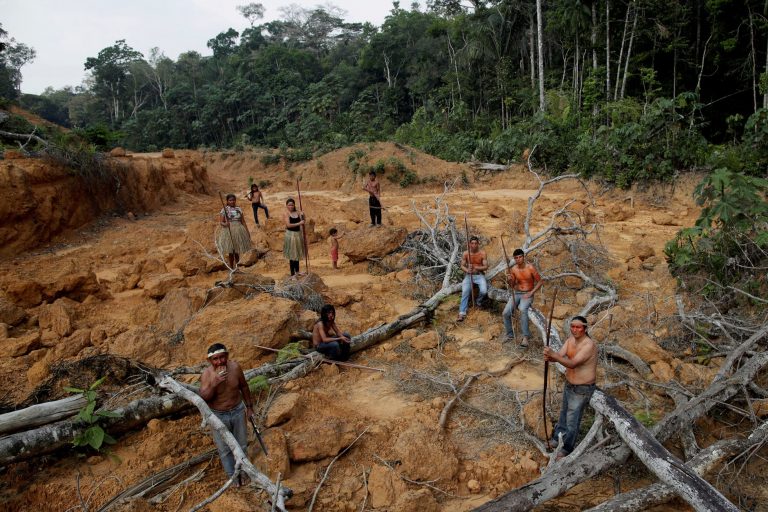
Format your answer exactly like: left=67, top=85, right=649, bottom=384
left=472, top=347, right=768, bottom=511
left=157, top=376, right=291, bottom=511
left=585, top=420, right=768, bottom=512
left=0, top=392, right=192, bottom=466
left=0, top=394, right=86, bottom=436
left=590, top=392, right=739, bottom=512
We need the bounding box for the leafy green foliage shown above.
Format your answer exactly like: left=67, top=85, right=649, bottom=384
left=572, top=95, right=707, bottom=186
left=6, top=1, right=767, bottom=188
left=276, top=342, right=304, bottom=363
left=247, top=375, right=269, bottom=394
left=347, top=149, right=368, bottom=174
left=63, top=377, right=122, bottom=452
left=665, top=168, right=768, bottom=299
left=260, top=152, right=282, bottom=166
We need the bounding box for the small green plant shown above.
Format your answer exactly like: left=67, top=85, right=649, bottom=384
left=64, top=377, right=122, bottom=451
left=276, top=342, right=304, bottom=363
left=248, top=375, right=269, bottom=394
left=284, top=147, right=312, bottom=162
left=634, top=409, right=657, bottom=427
left=347, top=149, right=368, bottom=174
left=258, top=179, right=271, bottom=189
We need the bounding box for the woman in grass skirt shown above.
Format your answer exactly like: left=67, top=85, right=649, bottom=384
left=216, top=194, right=251, bottom=269
left=283, top=198, right=305, bottom=276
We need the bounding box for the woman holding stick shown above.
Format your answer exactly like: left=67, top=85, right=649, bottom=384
left=283, top=198, right=305, bottom=276
left=216, top=193, right=252, bottom=270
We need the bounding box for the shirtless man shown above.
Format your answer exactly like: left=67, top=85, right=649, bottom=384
left=363, top=171, right=382, bottom=226
left=543, top=316, right=598, bottom=459
left=503, top=248, right=543, bottom=347
left=457, top=236, right=488, bottom=322
left=199, top=343, right=255, bottom=482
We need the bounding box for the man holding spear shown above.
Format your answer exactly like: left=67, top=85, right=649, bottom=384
left=502, top=248, right=542, bottom=347
left=543, top=315, right=597, bottom=460
left=457, top=236, right=488, bottom=322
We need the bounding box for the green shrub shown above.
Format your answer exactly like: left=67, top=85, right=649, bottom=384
left=260, top=152, right=282, bottom=166
left=665, top=168, right=768, bottom=300
left=248, top=375, right=269, bottom=393
left=276, top=342, right=304, bottom=363
left=572, top=95, right=707, bottom=186
left=347, top=149, right=368, bottom=173
left=284, top=147, right=312, bottom=162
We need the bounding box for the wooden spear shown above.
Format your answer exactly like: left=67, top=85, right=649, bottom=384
left=295, top=179, right=310, bottom=274
left=463, top=213, right=475, bottom=309
left=543, top=286, right=558, bottom=450
left=254, top=345, right=384, bottom=372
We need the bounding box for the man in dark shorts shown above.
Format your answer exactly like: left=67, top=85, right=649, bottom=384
left=363, top=170, right=382, bottom=226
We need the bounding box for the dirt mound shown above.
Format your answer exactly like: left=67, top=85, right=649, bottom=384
left=0, top=151, right=209, bottom=257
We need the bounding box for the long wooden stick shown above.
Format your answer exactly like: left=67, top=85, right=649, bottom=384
left=254, top=345, right=384, bottom=372
left=295, top=179, right=310, bottom=273
left=463, top=213, right=475, bottom=308
left=543, top=287, right=559, bottom=450
left=500, top=235, right=512, bottom=291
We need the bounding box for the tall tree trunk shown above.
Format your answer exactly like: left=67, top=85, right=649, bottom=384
left=606, top=0, right=611, bottom=101
left=695, top=0, right=702, bottom=75
left=673, top=29, right=679, bottom=99
left=620, top=1, right=638, bottom=100
left=529, top=20, right=536, bottom=92
left=748, top=5, right=758, bottom=113
left=765, top=31, right=768, bottom=109
left=536, top=0, right=546, bottom=111
left=591, top=1, right=598, bottom=70
left=614, top=0, right=631, bottom=100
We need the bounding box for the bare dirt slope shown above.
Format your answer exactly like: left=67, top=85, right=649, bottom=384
left=0, top=143, right=743, bottom=511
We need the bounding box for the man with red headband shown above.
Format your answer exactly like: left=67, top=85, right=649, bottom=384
left=200, top=343, right=255, bottom=484
left=543, top=315, right=597, bottom=459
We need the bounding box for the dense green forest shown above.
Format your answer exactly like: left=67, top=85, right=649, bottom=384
left=2, top=1, right=768, bottom=185
left=0, top=1, right=766, bottom=300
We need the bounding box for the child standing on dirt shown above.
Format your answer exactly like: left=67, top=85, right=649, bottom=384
left=329, top=228, right=344, bottom=269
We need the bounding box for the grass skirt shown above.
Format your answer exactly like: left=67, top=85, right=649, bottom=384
left=216, top=221, right=251, bottom=255
left=283, top=229, right=304, bottom=261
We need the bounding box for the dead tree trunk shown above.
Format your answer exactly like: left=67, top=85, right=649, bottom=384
left=590, top=392, right=739, bottom=512
left=0, top=394, right=87, bottom=435
left=586, top=420, right=768, bottom=512
left=157, top=376, right=291, bottom=511
left=472, top=351, right=768, bottom=511
left=0, top=393, right=192, bottom=466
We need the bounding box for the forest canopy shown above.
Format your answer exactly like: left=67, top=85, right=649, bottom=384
left=2, top=1, right=768, bottom=186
